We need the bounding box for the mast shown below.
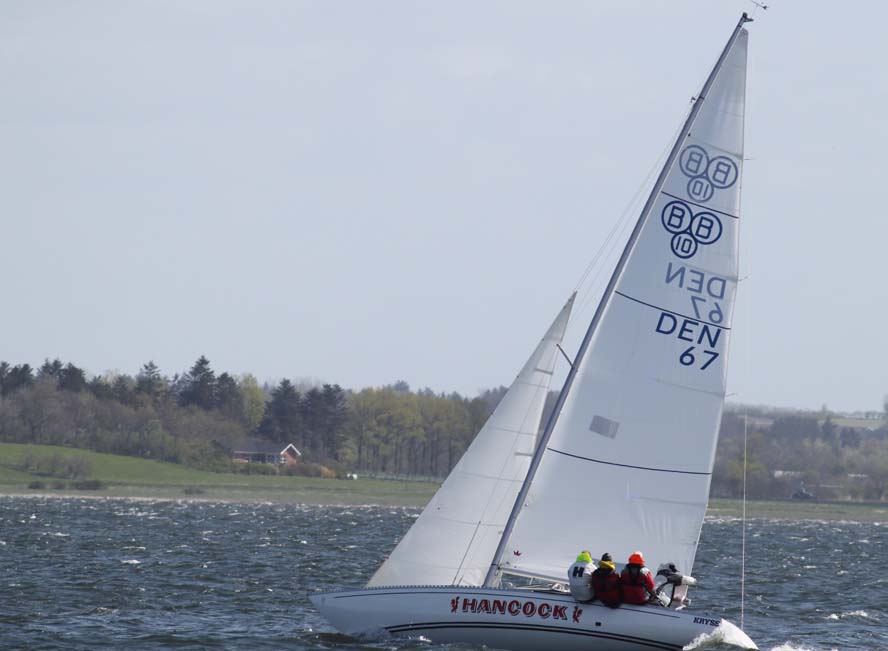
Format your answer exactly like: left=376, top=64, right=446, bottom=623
left=483, top=12, right=753, bottom=588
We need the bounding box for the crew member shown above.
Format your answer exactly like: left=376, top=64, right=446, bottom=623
left=653, top=562, right=682, bottom=606
left=653, top=562, right=696, bottom=607
left=567, top=550, right=594, bottom=601
left=621, top=551, right=655, bottom=605
left=590, top=552, right=622, bottom=608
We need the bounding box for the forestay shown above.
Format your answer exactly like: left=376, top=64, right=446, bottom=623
left=367, top=295, right=574, bottom=587
left=499, top=29, right=748, bottom=582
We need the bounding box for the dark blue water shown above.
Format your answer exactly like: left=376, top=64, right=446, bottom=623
left=0, top=496, right=884, bottom=650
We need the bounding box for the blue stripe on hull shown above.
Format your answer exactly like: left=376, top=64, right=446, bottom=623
left=386, top=621, right=682, bottom=651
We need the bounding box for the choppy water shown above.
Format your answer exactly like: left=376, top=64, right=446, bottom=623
left=0, top=496, right=884, bottom=651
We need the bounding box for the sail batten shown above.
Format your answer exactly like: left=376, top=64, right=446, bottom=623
left=613, top=291, right=731, bottom=331
left=659, top=192, right=739, bottom=218
left=544, top=448, right=713, bottom=476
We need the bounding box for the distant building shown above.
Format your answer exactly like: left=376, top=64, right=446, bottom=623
left=773, top=470, right=803, bottom=480
left=231, top=439, right=302, bottom=465
left=746, top=416, right=775, bottom=429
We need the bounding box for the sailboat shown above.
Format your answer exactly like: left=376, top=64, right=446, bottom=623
left=312, top=13, right=758, bottom=651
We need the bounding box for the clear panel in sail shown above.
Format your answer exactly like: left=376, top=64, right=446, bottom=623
left=502, top=29, right=747, bottom=582
left=367, top=295, right=574, bottom=587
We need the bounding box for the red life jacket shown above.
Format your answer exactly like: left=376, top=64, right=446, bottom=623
left=620, top=565, right=654, bottom=605
left=590, top=568, right=622, bottom=607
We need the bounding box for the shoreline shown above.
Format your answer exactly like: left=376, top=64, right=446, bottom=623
left=0, top=479, right=438, bottom=507
left=707, top=497, right=888, bottom=522
left=2, top=487, right=887, bottom=521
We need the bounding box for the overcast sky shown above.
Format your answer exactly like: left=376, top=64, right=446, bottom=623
left=1, top=1, right=884, bottom=412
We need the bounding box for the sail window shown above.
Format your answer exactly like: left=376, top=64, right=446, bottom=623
left=589, top=415, right=619, bottom=439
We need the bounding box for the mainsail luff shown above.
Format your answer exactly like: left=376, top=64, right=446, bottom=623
left=366, top=294, right=574, bottom=588
left=484, top=14, right=751, bottom=588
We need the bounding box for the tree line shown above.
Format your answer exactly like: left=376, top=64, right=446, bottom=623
left=1, top=356, right=887, bottom=500
left=0, top=357, right=501, bottom=476
left=712, top=409, right=888, bottom=501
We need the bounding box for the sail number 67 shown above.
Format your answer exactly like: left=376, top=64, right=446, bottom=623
left=680, top=346, right=719, bottom=370
left=690, top=296, right=723, bottom=324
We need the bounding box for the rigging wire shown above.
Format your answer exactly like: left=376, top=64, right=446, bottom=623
left=737, top=222, right=753, bottom=629
left=748, top=1, right=768, bottom=18
left=741, top=407, right=748, bottom=629
left=739, top=273, right=752, bottom=629
left=570, top=115, right=688, bottom=325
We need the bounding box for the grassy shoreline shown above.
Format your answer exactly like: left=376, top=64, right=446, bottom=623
left=0, top=482, right=438, bottom=506
left=0, top=442, right=437, bottom=506
left=2, top=443, right=887, bottom=520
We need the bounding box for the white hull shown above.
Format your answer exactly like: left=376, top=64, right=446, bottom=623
left=310, top=586, right=756, bottom=651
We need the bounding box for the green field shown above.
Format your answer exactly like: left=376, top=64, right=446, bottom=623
left=2, top=443, right=887, bottom=520
left=0, top=443, right=438, bottom=505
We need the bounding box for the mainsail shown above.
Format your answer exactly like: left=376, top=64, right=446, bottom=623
left=367, top=294, right=574, bottom=587
left=492, top=23, right=749, bottom=583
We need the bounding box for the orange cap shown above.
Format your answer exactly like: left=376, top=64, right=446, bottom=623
left=628, top=551, right=645, bottom=565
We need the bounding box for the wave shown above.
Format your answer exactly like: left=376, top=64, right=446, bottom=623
left=825, top=609, right=877, bottom=621
left=683, top=622, right=755, bottom=649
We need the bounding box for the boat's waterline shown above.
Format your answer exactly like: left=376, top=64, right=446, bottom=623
left=309, top=585, right=757, bottom=651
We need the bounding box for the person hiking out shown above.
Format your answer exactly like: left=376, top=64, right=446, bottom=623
left=590, top=552, right=622, bottom=608
left=620, top=551, right=655, bottom=605
left=567, top=550, right=594, bottom=601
